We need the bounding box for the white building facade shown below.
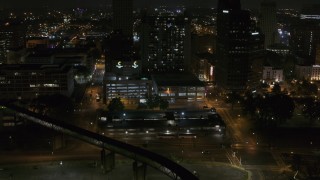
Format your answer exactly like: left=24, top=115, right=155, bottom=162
left=262, top=66, right=284, bottom=82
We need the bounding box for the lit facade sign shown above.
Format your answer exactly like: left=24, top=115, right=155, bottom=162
left=116, top=61, right=139, bottom=69
left=132, top=61, right=139, bottom=68
left=210, top=66, right=214, bottom=76
left=116, top=61, right=123, bottom=68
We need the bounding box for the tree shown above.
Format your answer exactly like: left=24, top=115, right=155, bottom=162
left=296, top=80, right=318, bottom=96
left=258, top=94, right=295, bottom=127
left=259, top=82, right=270, bottom=89
left=242, top=92, right=263, bottom=117
left=302, top=100, right=320, bottom=124
left=30, top=94, right=74, bottom=115
left=225, top=91, right=241, bottom=109
left=309, top=83, right=318, bottom=95
left=272, top=83, right=281, bottom=94
left=146, top=94, right=162, bottom=109
left=145, top=94, right=170, bottom=110
left=107, top=98, right=124, bottom=113
left=159, top=99, right=169, bottom=110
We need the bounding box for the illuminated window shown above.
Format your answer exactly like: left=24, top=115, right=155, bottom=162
left=43, top=84, right=59, bottom=87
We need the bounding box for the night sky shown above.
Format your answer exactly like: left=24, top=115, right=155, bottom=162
left=0, top=0, right=319, bottom=9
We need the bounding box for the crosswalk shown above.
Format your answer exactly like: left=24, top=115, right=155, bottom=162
left=225, top=149, right=242, bottom=166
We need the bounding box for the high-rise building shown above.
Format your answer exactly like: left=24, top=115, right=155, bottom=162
left=300, top=4, right=320, bottom=20
left=316, top=43, right=320, bottom=65
left=290, top=5, right=320, bottom=65
left=140, top=13, right=191, bottom=73
left=107, top=0, right=135, bottom=74
left=112, top=0, right=133, bottom=39
left=290, top=22, right=320, bottom=65
left=260, top=1, right=278, bottom=48
left=0, top=22, right=25, bottom=64
left=216, top=0, right=264, bottom=91
left=105, top=30, right=135, bottom=74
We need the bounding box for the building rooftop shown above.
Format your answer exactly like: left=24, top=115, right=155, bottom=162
left=152, top=73, right=205, bottom=87
left=0, top=64, right=72, bottom=73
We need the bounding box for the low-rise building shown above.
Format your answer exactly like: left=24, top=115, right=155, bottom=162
left=311, top=65, right=320, bottom=81
left=262, top=66, right=284, bottom=83
left=152, top=73, right=206, bottom=103
left=295, top=65, right=312, bottom=80
left=104, top=73, right=152, bottom=105
left=0, top=64, right=74, bottom=100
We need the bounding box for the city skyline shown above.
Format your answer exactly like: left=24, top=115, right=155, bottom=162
left=1, top=0, right=320, bottom=179
left=0, top=0, right=319, bottom=9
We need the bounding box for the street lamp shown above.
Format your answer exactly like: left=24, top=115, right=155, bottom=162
left=181, top=112, right=185, bottom=120
left=123, top=113, right=126, bottom=121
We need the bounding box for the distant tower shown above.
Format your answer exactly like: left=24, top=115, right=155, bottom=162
left=112, top=0, right=133, bottom=40
left=290, top=4, right=320, bottom=65
left=140, top=13, right=191, bottom=73
left=216, top=0, right=264, bottom=91
left=260, top=1, right=278, bottom=48
left=0, top=22, right=25, bottom=64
